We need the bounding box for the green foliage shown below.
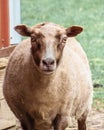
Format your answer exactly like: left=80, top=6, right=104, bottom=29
left=21, top=0, right=104, bottom=108
left=93, top=87, right=104, bottom=109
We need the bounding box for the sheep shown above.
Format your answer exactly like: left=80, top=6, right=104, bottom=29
left=3, top=22, right=93, bottom=130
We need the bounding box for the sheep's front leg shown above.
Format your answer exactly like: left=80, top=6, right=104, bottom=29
left=77, top=114, right=87, bottom=130
left=15, top=112, right=35, bottom=130
left=53, top=115, right=68, bottom=130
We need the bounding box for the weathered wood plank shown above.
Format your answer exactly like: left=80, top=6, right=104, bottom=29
left=0, top=58, right=8, bottom=70
left=0, top=100, right=16, bottom=129
left=0, top=119, right=16, bottom=130
left=0, top=87, right=4, bottom=100
left=0, top=69, right=5, bottom=100
left=0, top=65, right=16, bottom=129
left=0, top=45, right=16, bottom=58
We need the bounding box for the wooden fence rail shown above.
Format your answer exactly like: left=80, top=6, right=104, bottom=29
left=0, top=0, right=10, bottom=48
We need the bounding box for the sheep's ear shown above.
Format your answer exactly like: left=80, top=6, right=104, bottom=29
left=14, top=25, right=33, bottom=36
left=66, top=26, right=83, bottom=37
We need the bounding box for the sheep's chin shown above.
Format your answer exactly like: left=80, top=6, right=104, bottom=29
left=42, top=71, right=55, bottom=75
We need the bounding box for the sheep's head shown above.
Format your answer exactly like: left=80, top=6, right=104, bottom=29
left=15, top=22, right=83, bottom=74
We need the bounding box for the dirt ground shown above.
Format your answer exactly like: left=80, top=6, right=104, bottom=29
left=7, top=110, right=104, bottom=130
left=87, top=109, right=104, bottom=130
left=0, top=58, right=104, bottom=130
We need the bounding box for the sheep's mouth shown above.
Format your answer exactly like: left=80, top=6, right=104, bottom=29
left=42, top=67, right=55, bottom=73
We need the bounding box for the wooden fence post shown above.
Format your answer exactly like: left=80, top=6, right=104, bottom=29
left=0, top=0, right=10, bottom=48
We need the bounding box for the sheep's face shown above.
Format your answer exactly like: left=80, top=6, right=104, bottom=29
left=30, top=30, right=67, bottom=73
left=15, top=22, right=83, bottom=74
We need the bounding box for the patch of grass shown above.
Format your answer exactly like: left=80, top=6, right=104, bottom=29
left=93, top=87, right=104, bottom=110
left=21, top=0, right=104, bottom=84
left=21, top=0, right=104, bottom=107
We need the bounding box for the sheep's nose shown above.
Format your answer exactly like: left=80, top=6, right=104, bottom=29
left=42, top=58, right=55, bottom=66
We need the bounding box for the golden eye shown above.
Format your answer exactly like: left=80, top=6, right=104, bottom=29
left=31, top=36, right=36, bottom=42
left=62, top=37, right=67, bottom=43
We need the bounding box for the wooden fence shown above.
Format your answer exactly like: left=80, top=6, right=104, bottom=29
left=0, top=47, right=17, bottom=129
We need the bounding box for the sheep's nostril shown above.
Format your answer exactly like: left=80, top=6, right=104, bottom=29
left=42, top=60, right=48, bottom=66
left=42, top=58, right=55, bottom=66
left=50, top=60, right=55, bottom=65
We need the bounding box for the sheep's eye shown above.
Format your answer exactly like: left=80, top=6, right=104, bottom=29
left=31, top=36, right=36, bottom=42
left=62, top=37, right=67, bottom=43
